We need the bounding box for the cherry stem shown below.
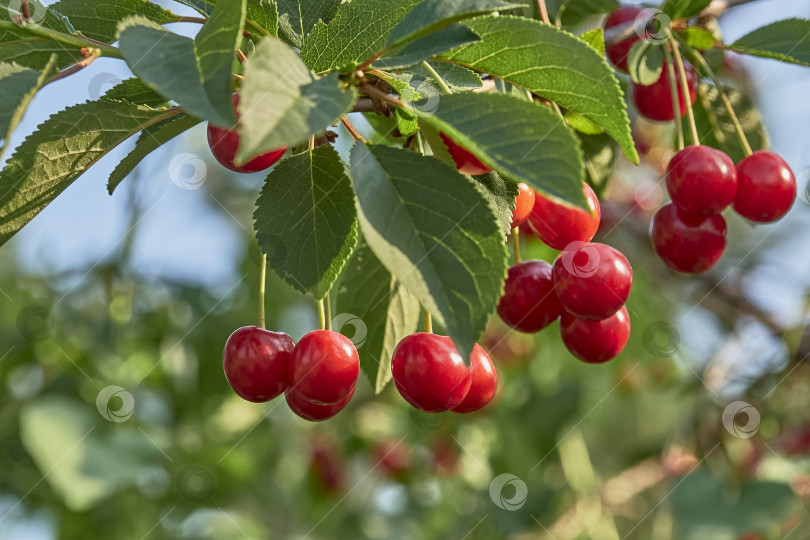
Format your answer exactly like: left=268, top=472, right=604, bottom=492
left=20, top=0, right=30, bottom=21
left=340, top=115, right=366, bottom=143
left=670, top=37, right=700, bottom=146
left=536, top=0, right=551, bottom=24
left=421, top=61, right=452, bottom=95
left=511, top=227, right=522, bottom=264
left=258, top=253, right=267, bottom=328
left=317, top=298, right=326, bottom=330
left=662, top=47, right=685, bottom=151
left=236, top=48, right=247, bottom=64
left=424, top=311, right=433, bottom=333
left=323, top=294, right=332, bottom=331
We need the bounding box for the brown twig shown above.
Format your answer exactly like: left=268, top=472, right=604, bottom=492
left=20, top=0, right=30, bottom=21
left=358, top=84, right=405, bottom=109
left=236, top=48, right=248, bottom=64
left=46, top=50, right=100, bottom=85
left=340, top=115, right=367, bottom=143
left=536, top=0, right=550, bottom=24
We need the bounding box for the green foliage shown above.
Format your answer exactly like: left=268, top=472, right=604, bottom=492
left=0, top=0, right=82, bottom=69
left=172, top=0, right=214, bottom=16
left=350, top=143, right=508, bottom=361
left=730, top=18, right=810, bottom=67
left=254, top=146, right=358, bottom=300
left=245, top=0, right=278, bottom=36
left=580, top=132, right=617, bottom=195
left=472, top=171, right=519, bottom=236
left=661, top=0, right=712, bottom=19
left=441, top=16, right=639, bottom=164
left=545, top=0, right=618, bottom=27
left=0, top=56, right=57, bottom=158
left=276, top=0, right=341, bottom=48
left=376, top=24, right=481, bottom=70
left=579, top=28, right=606, bottom=55
left=49, top=0, right=175, bottom=43
left=681, top=27, right=717, bottom=49
left=101, top=78, right=167, bottom=107
left=628, top=41, right=663, bottom=86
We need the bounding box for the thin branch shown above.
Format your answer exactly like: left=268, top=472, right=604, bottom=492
left=45, top=50, right=100, bottom=85
left=340, top=115, right=367, bottom=143
left=0, top=21, right=122, bottom=58
left=536, top=0, right=551, bottom=24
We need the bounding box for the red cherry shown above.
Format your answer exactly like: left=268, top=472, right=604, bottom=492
left=451, top=346, right=497, bottom=413
left=604, top=5, right=644, bottom=72
left=309, top=438, right=345, bottom=494
left=289, top=329, right=360, bottom=405
left=632, top=62, right=698, bottom=122
left=667, top=146, right=737, bottom=216
left=497, top=260, right=562, bottom=332
left=650, top=203, right=727, bottom=274
left=733, top=151, right=796, bottom=222
left=391, top=333, right=472, bottom=412
left=207, top=94, right=286, bottom=173
left=439, top=132, right=493, bottom=175
left=510, top=183, right=536, bottom=229
left=222, top=326, right=294, bottom=402
left=560, top=306, right=630, bottom=364
left=286, top=385, right=354, bottom=422
left=527, top=182, right=601, bottom=251
left=552, top=242, right=633, bottom=321
left=373, top=440, right=411, bottom=479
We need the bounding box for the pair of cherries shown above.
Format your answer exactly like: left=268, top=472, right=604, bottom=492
left=651, top=145, right=796, bottom=274
left=223, top=326, right=360, bottom=421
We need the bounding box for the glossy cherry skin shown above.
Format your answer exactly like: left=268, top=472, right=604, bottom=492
left=451, top=346, right=497, bottom=413
left=439, top=132, right=493, bottom=176
left=667, top=145, right=737, bottom=216
left=560, top=306, right=630, bottom=364
left=733, top=151, right=796, bottom=222
left=223, top=326, right=294, bottom=402
left=510, top=183, right=536, bottom=230
left=527, top=182, right=601, bottom=251
left=552, top=242, right=633, bottom=320
left=497, top=260, right=562, bottom=332
left=289, top=329, right=360, bottom=405
left=604, top=5, right=644, bottom=72
left=286, top=385, right=354, bottom=422
left=632, top=62, right=698, bottom=122
left=650, top=203, right=727, bottom=274
left=207, top=94, right=287, bottom=173
left=391, top=333, right=472, bottom=413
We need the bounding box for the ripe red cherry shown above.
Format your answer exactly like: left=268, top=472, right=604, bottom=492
left=391, top=333, right=472, bottom=412
left=552, top=242, right=633, bottom=320
left=207, top=94, right=286, bottom=173
left=497, top=260, right=562, bottom=332
left=560, top=306, right=630, bottom=364
left=603, top=5, right=644, bottom=72
left=451, top=346, right=497, bottom=413
left=650, top=203, right=727, bottom=274
left=286, top=385, right=354, bottom=422
left=439, top=133, right=493, bottom=176
left=510, top=183, right=536, bottom=229
left=733, top=151, right=796, bottom=222
left=289, top=329, right=360, bottom=405
left=223, top=326, right=294, bottom=402
left=667, top=146, right=737, bottom=215
left=632, top=62, right=698, bottom=122
left=527, top=182, right=601, bottom=251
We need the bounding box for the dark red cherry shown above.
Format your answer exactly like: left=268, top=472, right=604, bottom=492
left=604, top=5, right=644, bottom=72
left=527, top=182, right=601, bottom=251
left=561, top=306, right=630, bottom=363
left=207, top=94, right=286, bottom=173
left=223, top=326, right=294, bottom=402
left=552, top=242, right=633, bottom=320
left=733, top=151, right=796, bottom=222
left=391, top=333, right=472, bottom=413
left=289, top=329, right=360, bottom=405
left=511, top=183, right=536, bottom=229
left=439, top=132, right=493, bottom=176
left=632, top=62, right=698, bottom=122
left=451, top=346, right=497, bottom=413
left=286, top=385, right=354, bottom=422
left=650, top=203, right=727, bottom=274
left=497, top=260, right=562, bottom=332
left=667, top=145, right=737, bottom=215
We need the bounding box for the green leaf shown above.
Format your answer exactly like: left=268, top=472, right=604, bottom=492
left=350, top=143, right=509, bottom=361
left=254, top=146, right=358, bottom=299
left=49, top=0, right=174, bottom=43
left=580, top=132, right=617, bottom=195
left=361, top=113, right=402, bottom=146
left=108, top=114, right=202, bottom=194
left=101, top=78, right=167, bottom=107
left=393, top=108, right=418, bottom=136
left=683, top=83, right=767, bottom=163
left=579, top=28, right=605, bottom=56
left=277, top=0, right=341, bottom=48
left=681, top=27, right=717, bottom=50
left=441, top=15, right=638, bottom=164
left=0, top=56, right=57, bottom=158
left=472, top=171, right=518, bottom=236
left=627, top=40, right=663, bottom=86
left=172, top=0, right=214, bottom=17
left=545, top=0, right=618, bottom=27
left=566, top=111, right=604, bottom=135
left=375, top=62, right=485, bottom=102
left=245, top=0, right=278, bottom=36
left=661, top=0, right=711, bottom=19
left=0, top=0, right=83, bottom=69
left=387, top=0, right=521, bottom=48
left=117, top=0, right=246, bottom=127
left=237, top=38, right=357, bottom=164
left=335, top=237, right=421, bottom=393
left=376, top=24, right=481, bottom=70
left=0, top=100, right=167, bottom=246
left=729, top=18, right=810, bottom=67
left=301, top=0, right=421, bottom=73
left=413, top=92, right=587, bottom=208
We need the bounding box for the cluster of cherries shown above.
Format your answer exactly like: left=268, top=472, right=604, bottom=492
left=604, top=5, right=798, bottom=274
